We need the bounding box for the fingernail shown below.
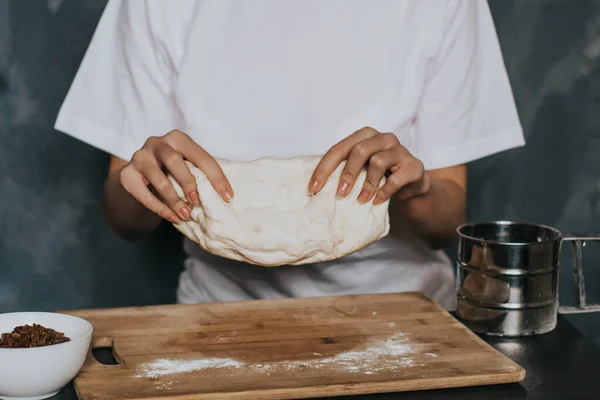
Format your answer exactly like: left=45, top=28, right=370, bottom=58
left=219, top=188, right=233, bottom=203
left=337, top=181, right=350, bottom=197
left=189, top=190, right=200, bottom=206
left=358, top=189, right=371, bottom=203
left=179, top=206, right=191, bottom=220
left=309, top=179, right=320, bottom=194
left=373, top=194, right=386, bottom=205
left=168, top=214, right=181, bottom=224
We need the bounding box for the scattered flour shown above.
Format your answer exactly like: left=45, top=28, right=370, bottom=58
left=136, top=333, right=437, bottom=379
left=137, top=358, right=243, bottom=378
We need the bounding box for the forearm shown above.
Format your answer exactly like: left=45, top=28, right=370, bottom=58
left=393, top=175, right=466, bottom=250
left=102, top=167, right=162, bottom=241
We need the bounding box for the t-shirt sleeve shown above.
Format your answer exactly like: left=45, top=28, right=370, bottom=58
left=54, top=0, right=176, bottom=161
left=412, top=0, right=525, bottom=171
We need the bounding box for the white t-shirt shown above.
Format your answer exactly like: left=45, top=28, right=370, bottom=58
left=54, top=0, right=525, bottom=310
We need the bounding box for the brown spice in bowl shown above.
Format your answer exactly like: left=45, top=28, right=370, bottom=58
left=0, top=323, right=71, bottom=348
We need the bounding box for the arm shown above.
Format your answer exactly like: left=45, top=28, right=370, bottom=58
left=392, top=164, right=466, bottom=250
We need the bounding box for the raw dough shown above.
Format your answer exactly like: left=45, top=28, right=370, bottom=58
left=169, top=156, right=390, bottom=266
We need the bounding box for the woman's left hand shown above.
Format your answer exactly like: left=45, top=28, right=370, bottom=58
left=309, top=127, right=431, bottom=205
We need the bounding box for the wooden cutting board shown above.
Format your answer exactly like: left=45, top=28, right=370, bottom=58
left=61, top=292, right=525, bottom=399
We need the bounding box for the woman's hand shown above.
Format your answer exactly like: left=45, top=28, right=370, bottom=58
left=309, top=127, right=430, bottom=205
left=119, top=129, right=233, bottom=224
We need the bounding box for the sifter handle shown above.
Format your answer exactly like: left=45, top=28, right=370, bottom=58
left=559, top=234, right=600, bottom=314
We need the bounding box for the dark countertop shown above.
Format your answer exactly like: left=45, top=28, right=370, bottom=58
left=53, top=315, right=600, bottom=400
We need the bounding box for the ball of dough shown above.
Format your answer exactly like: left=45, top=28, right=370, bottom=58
left=168, top=155, right=390, bottom=267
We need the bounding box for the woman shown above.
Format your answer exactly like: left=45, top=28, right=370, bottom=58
left=54, top=0, right=524, bottom=310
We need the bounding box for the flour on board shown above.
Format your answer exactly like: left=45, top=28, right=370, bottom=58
left=137, top=358, right=243, bottom=379
left=136, top=332, right=438, bottom=379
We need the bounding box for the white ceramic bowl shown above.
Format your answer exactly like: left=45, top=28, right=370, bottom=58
left=0, top=312, right=93, bottom=400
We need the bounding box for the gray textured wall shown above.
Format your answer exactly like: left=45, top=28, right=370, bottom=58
left=1, top=0, right=599, bottom=343
left=0, top=0, right=184, bottom=311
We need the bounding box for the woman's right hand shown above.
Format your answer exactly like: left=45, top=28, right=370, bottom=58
left=119, top=129, right=234, bottom=224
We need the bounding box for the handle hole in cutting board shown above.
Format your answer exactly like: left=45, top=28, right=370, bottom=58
left=92, top=346, right=119, bottom=366
left=91, top=337, right=120, bottom=366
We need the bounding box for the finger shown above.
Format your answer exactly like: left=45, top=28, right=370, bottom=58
left=133, top=151, right=192, bottom=220
left=165, top=130, right=234, bottom=202
left=340, top=134, right=398, bottom=198
left=120, top=166, right=181, bottom=224
left=309, top=126, right=380, bottom=194
left=154, top=141, right=201, bottom=206
left=358, top=148, right=397, bottom=204
left=394, top=172, right=431, bottom=202
left=373, top=159, right=426, bottom=205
